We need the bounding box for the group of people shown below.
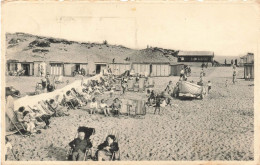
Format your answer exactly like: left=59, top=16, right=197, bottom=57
left=69, top=132, right=119, bottom=161
left=35, top=73, right=56, bottom=95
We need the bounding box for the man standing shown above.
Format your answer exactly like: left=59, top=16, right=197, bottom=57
left=232, top=69, right=237, bottom=84
left=180, top=67, right=185, bottom=80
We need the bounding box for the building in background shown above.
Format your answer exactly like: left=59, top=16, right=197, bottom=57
left=243, top=53, right=254, bottom=79
left=177, top=51, right=214, bottom=67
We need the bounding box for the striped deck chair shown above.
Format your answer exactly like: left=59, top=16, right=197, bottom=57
left=127, top=79, right=135, bottom=91
left=103, top=129, right=121, bottom=161
left=5, top=106, right=27, bottom=137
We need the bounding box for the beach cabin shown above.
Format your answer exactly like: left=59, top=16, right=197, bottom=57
left=7, top=60, right=34, bottom=76
left=177, top=51, right=214, bottom=67
left=170, top=63, right=184, bottom=76
left=132, top=63, right=151, bottom=76
left=150, top=63, right=170, bottom=77
left=243, top=53, right=254, bottom=79
left=47, top=62, right=64, bottom=76
left=64, top=63, right=88, bottom=76
left=33, top=61, right=47, bottom=77
left=109, top=63, right=131, bottom=76
left=127, top=49, right=177, bottom=77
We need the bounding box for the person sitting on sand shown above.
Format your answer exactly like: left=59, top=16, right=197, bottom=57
left=100, top=99, right=110, bottom=117
left=96, top=135, right=119, bottom=161
left=89, top=98, right=98, bottom=114
left=69, top=132, right=92, bottom=161
left=111, top=98, right=121, bottom=116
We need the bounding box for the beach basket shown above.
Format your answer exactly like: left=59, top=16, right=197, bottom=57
left=135, top=100, right=146, bottom=116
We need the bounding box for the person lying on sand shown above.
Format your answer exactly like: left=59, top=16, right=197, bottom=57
left=96, top=135, right=119, bottom=161
left=69, top=132, right=92, bottom=161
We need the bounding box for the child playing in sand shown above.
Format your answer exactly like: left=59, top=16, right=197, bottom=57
left=89, top=98, right=98, bottom=114
left=96, top=135, right=119, bottom=161
left=69, top=132, right=92, bottom=161
left=100, top=99, right=110, bottom=117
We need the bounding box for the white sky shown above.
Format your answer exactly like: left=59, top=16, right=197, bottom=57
left=2, top=1, right=260, bottom=56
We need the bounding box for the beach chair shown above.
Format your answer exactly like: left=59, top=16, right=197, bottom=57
left=127, top=79, right=135, bottom=91
left=102, top=129, right=121, bottom=161
left=138, top=78, right=146, bottom=92
left=67, top=126, right=95, bottom=161
left=5, top=102, right=27, bottom=137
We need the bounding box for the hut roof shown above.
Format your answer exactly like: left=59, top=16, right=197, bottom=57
left=178, top=51, right=214, bottom=57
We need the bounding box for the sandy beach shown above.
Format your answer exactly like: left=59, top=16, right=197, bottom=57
left=6, top=66, right=254, bottom=161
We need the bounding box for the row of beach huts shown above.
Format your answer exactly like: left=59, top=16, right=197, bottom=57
left=6, top=50, right=215, bottom=77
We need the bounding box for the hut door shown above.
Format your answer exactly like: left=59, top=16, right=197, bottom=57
left=22, top=64, right=30, bottom=76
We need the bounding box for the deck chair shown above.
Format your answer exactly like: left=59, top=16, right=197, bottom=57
left=103, top=129, right=121, bottom=161
left=67, top=126, right=95, bottom=161
left=127, top=79, right=135, bottom=91
left=39, top=100, right=54, bottom=115
left=5, top=105, right=27, bottom=137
